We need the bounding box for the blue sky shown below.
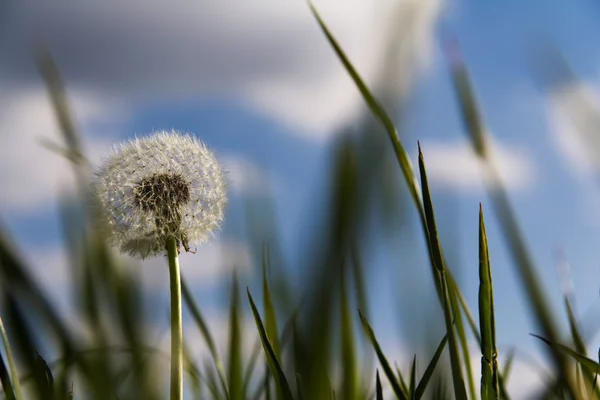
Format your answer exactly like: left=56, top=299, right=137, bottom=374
left=2, top=0, right=600, bottom=396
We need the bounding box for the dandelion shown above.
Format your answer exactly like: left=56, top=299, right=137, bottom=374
left=92, top=130, right=227, bottom=258
left=92, top=130, right=227, bottom=400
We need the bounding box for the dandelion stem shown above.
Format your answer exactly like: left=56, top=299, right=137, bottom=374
left=166, top=237, right=183, bottom=400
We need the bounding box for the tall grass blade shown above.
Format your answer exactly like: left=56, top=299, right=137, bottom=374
left=415, top=334, right=448, bottom=400
left=445, top=38, right=579, bottom=397
left=358, top=311, right=407, bottom=400
left=247, top=290, right=294, bottom=400
left=376, top=371, right=383, bottom=400
left=417, top=145, right=467, bottom=400
left=478, top=205, right=499, bottom=400
left=409, top=355, right=417, bottom=399
left=228, top=273, right=243, bottom=400
left=181, top=276, right=229, bottom=397
left=340, top=268, right=357, bottom=400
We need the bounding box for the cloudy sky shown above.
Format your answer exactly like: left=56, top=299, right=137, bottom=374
left=3, top=0, right=600, bottom=397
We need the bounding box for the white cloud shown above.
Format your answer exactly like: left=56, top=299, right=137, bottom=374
left=137, top=240, right=253, bottom=289
left=546, top=82, right=600, bottom=175
left=544, top=80, right=600, bottom=225
left=221, top=154, right=273, bottom=197
left=417, top=139, right=535, bottom=192
left=3, top=0, right=442, bottom=138
left=0, top=88, right=122, bottom=214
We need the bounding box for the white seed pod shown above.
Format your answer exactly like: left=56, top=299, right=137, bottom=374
left=92, top=130, right=227, bottom=258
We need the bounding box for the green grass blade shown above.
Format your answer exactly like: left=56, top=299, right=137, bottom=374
left=247, top=290, right=294, bottom=400
left=376, top=371, right=383, bottom=400
left=447, top=278, right=477, bottom=400
left=295, top=374, right=304, bottom=400
left=501, top=349, right=515, bottom=383
left=307, top=1, right=423, bottom=220
left=228, top=273, right=243, bottom=400
left=417, top=145, right=467, bottom=400
left=455, top=288, right=481, bottom=347
left=415, top=334, right=448, bottom=400
left=262, top=244, right=280, bottom=358
left=0, top=315, right=22, bottom=400
left=446, top=39, right=578, bottom=396
left=409, top=355, right=417, bottom=399
left=340, top=269, right=357, bottom=400
left=358, top=311, right=407, bottom=400
left=261, top=243, right=284, bottom=400
left=532, top=334, right=599, bottom=376
left=243, top=339, right=262, bottom=397
left=183, top=340, right=203, bottom=400
left=181, top=276, right=229, bottom=397
left=0, top=350, right=16, bottom=400
left=396, top=365, right=410, bottom=397
left=478, top=205, right=499, bottom=400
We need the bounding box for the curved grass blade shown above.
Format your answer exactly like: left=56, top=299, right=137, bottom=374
left=262, top=244, right=283, bottom=400
left=415, top=334, right=448, bottom=400
left=358, top=311, right=407, bottom=400
left=181, top=276, right=229, bottom=397
left=307, top=1, right=423, bottom=222
left=532, top=334, right=599, bottom=376
left=0, top=316, right=21, bottom=400
left=478, top=206, right=499, bottom=400
left=417, top=145, right=467, bottom=400
left=376, top=371, right=383, bottom=400
left=247, top=290, right=294, bottom=400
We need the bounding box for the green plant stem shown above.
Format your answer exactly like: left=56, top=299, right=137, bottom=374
left=166, top=237, right=183, bottom=400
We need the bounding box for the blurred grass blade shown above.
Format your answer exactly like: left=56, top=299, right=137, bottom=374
left=415, top=334, right=448, bottom=400
left=455, top=283, right=482, bottom=346
left=228, top=273, right=243, bottom=400
left=34, top=353, right=54, bottom=400
left=417, top=144, right=467, bottom=400
left=0, top=315, right=22, bottom=400
left=295, top=374, right=303, bottom=400
left=262, top=244, right=282, bottom=400
left=183, top=341, right=203, bottom=400
left=358, top=311, right=407, bottom=400
left=409, top=355, right=417, bottom=399
left=35, top=45, right=86, bottom=170
left=445, top=37, right=578, bottom=397
left=447, top=278, right=477, bottom=399
left=307, top=1, right=423, bottom=219
left=396, top=365, right=409, bottom=396
left=376, top=370, right=383, bottom=400
left=478, top=205, right=499, bottom=400
left=532, top=334, right=599, bottom=376
left=502, top=349, right=515, bottom=383
left=262, top=244, right=280, bottom=357
left=340, top=268, right=357, bottom=400
left=0, top=351, right=16, bottom=400
left=247, top=290, right=294, bottom=400
left=243, top=339, right=262, bottom=396
left=181, top=275, right=229, bottom=397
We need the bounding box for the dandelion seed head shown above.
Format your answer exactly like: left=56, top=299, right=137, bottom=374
left=92, top=130, right=227, bottom=258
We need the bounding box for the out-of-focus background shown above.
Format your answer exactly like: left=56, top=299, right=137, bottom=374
left=2, top=1, right=600, bottom=398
